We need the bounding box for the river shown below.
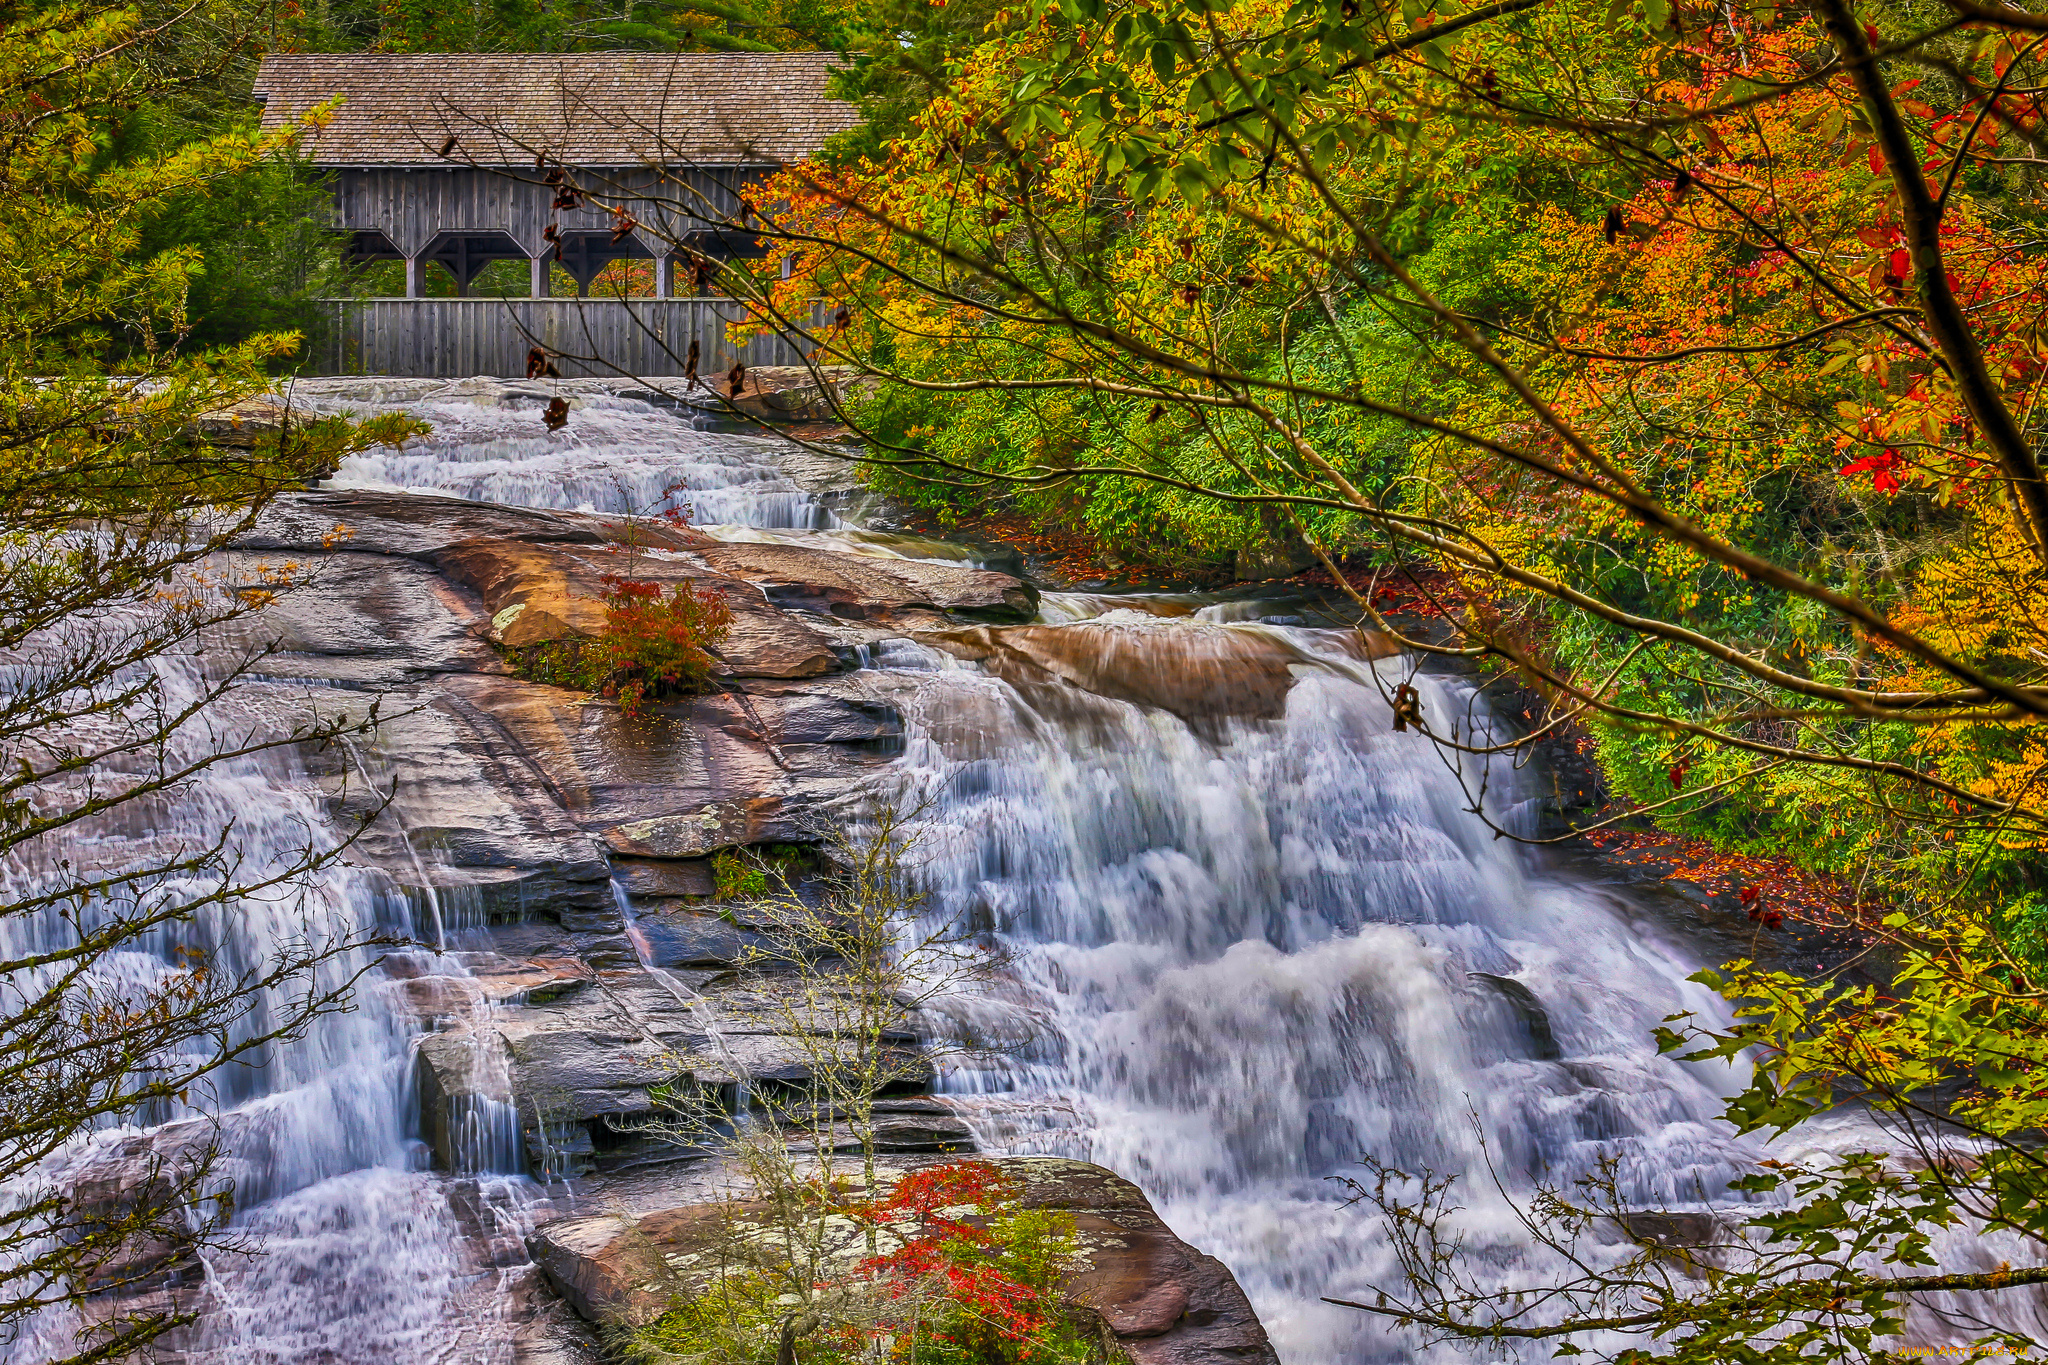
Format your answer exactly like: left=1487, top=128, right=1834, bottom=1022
left=1, top=378, right=2003, bottom=1362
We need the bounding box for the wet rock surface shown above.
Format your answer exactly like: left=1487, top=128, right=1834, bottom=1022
left=221, top=486, right=1003, bottom=1190
left=921, top=617, right=1398, bottom=739
left=526, top=1156, right=1279, bottom=1364
left=229, top=487, right=983, bottom=928
left=699, top=541, right=1038, bottom=624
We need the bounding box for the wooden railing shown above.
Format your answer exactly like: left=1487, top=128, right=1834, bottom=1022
left=317, top=297, right=825, bottom=378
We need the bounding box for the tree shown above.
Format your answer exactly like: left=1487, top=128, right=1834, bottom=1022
left=617, top=797, right=1032, bottom=1360
left=0, top=4, right=415, bottom=1360
left=718, top=797, right=1005, bottom=1205
left=516, top=0, right=2048, bottom=1353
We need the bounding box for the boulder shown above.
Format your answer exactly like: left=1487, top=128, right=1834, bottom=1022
left=604, top=799, right=794, bottom=859
left=632, top=909, right=766, bottom=969
left=1003, top=1158, right=1277, bottom=1364
left=435, top=538, right=612, bottom=649
left=724, top=365, right=875, bottom=424
left=524, top=1156, right=1279, bottom=1364
left=415, top=1028, right=519, bottom=1171
left=613, top=857, right=716, bottom=898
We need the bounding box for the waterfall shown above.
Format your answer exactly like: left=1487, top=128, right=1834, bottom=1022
left=0, top=655, right=529, bottom=1365
left=23, top=382, right=2013, bottom=1361
left=859, top=621, right=1756, bottom=1360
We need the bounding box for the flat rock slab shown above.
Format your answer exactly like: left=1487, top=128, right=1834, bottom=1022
left=220, top=490, right=937, bottom=925
left=632, top=910, right=766, bottom=969
left=922, top=619, right=1398, bottom=739
left=698, top=542, right=1037, bottom=623
left=525, top=1156, right=1277, bottom=1364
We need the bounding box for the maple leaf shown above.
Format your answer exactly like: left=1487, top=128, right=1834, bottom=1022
left=1840, top=448, right=1907, bottom=493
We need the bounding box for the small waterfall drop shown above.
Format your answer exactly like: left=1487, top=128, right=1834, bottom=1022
left=293, top=379, right=831, bottom=527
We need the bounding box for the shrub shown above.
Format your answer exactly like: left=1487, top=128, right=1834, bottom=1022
left=848, top=1161, right=1090, bottom=1364
left=513, top=575, right=733, bottom=715
left=627, top=1161, right=1092, bottom=1365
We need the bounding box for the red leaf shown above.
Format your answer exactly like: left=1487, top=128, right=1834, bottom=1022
left=1889, top=247, right=1910, bottom=279
left=1841, top=449, right=1908, bottom=493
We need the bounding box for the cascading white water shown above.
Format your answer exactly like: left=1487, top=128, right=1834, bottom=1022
left=860, top=621, right=1758, bottom=1361
left=0, top=655, right=528, bottom=1365
left=51, top=383, right=2016, bottom=1361
left=280, top=385, right=1774, bottom=1359
left=294, top=379, right=833, bottom=528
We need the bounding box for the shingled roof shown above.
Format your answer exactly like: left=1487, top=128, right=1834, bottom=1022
left=253, top=52, right=858, bottom=167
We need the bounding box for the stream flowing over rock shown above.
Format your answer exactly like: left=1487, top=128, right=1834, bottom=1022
left=9, top=377, right=2039, bottom=1363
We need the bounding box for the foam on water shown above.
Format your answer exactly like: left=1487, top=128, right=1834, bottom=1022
left=862, top=623, right=1759, bottom=1360
left=298, top=380, right=830, bottom=527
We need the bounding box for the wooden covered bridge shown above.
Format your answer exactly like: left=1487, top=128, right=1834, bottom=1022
left=253, top=52, right=855, bottom=377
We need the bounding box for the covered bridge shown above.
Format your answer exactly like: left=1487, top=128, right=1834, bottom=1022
left=253, top=52, right=856, bottom=377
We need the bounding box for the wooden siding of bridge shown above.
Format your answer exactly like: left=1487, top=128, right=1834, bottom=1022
left=333, top=166, right=762, bottom=257
left=321, top=298, right=820, bottom=377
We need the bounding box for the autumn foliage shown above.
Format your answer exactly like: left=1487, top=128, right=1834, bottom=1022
left=692, top=0, right=2048, bottom=1350
left=631, top=1160, right=1086, bottom=1364
left=845, top=1161, right=1080, bottom=1361
left=512, top=575, right=733, bottom=714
